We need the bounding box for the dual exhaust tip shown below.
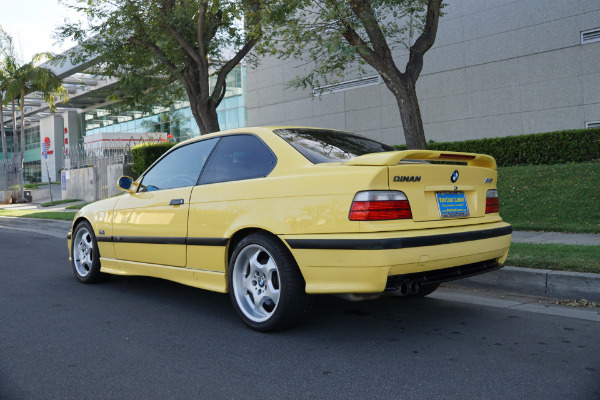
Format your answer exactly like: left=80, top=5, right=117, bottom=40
left=386, top=280, right=420, bottom=297
left=336, top=280, right=422, bottom=302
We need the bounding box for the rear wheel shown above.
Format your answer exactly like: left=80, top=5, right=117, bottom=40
left=229, top=233, right=312, bottom=331
left=71, top=221, right=105, bottom=283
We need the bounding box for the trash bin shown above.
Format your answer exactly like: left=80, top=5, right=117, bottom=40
left=23, top=190, right=32, bottom=203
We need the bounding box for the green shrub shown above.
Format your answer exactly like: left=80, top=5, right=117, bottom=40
left=393, top=128, right=600, bottom=167
left=131, top=142, right=176, bottom=175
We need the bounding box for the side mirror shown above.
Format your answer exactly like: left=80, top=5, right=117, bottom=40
left=117, top=176, right=136, bottom=192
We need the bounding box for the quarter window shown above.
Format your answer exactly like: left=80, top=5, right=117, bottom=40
left=139, top=138, right=218, bottom=192
left=199, top=135, right=276, bottom=184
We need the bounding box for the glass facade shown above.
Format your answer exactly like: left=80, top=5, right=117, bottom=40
left=0, top=129, right=14, bottom=161
left=80, top=65, right=247, bottom=142
left=25, top=125, right=41, bottom=151
left=0, top=125, right=40, bottom=156
left=2, top=65, right=247, bottom=183
left=0, top=126, right=42, bottom=183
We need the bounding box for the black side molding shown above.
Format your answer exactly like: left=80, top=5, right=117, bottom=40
left=94, top=236, right=228, bottom=246
left=286, top=226, right=512, bottom=251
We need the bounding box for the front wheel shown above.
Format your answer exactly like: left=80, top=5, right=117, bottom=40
left=71, top=221, right=106, bottom=283
left=229, top=233, right=312, bottom=331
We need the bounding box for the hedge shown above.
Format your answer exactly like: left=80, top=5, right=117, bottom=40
left=393, top=128, right=600, bottom=167
left=131, top=141, right=176, bottom=176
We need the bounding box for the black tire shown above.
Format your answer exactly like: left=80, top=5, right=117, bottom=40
left=396, top=282, right=441, bottom=299
left=228, top=232, right=312, bottom=332
left=71, top=221, right=106, bottom=283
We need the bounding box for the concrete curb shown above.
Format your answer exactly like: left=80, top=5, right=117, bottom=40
left=448, top=266, right=600, bottom=303
left=512, top=231, right=600, bottom=246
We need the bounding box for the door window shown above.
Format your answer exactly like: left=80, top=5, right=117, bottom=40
left=139, top=138, right=218, bottom=192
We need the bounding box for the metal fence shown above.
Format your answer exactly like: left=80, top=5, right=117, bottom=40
left=63, top=140, right=133, bottom=201
left=0, top=159, right=21, bottom=203
left=63, top=140, right=133, bottom=170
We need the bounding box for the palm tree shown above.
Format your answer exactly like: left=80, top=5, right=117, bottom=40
left=0, top=27, right=15, bottom=162
left=4, top=53, right=68, bottom=198
left=0, top=56, right=20, bottom=163
left=0, top=68, right=8, bottom=162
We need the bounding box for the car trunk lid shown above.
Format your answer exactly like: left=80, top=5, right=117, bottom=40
left=347, top=150, right=498, bottom=222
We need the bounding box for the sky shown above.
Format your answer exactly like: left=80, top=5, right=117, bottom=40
left=1, top=0, right=81, bottom=63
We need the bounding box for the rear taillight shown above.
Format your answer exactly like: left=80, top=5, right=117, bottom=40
left=486, top=189, right=499, bottom=213
left=349, top=191, right=412, bottom=221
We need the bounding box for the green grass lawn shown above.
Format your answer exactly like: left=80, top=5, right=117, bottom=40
left=65, top=202, right=92, bottom=210
left=40, top=199, right=82, bottom=207
left=498, top=162, right=600, bottom=233
left=507, top=243, right=600, bottom=274
left=0, top=209, right=76, bottom=221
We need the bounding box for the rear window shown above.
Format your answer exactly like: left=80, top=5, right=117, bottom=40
left=274, top=128, right=394, bottom=164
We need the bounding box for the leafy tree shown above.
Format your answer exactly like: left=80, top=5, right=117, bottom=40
left=57, top=0, right=275, bottom=135
left=261, top=0, right=444, bottom=149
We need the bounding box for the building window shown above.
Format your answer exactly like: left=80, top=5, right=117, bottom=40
left=581, top=28, right=600, bottom=44
left=585, top=121, right=600, bottom=128
left=312, top=75, right=381, bottom=96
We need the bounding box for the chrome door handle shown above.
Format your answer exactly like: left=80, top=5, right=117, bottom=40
left=169, top=198, right=184, bottom=206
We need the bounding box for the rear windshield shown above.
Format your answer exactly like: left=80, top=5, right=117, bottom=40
left=273, top=128, right=394, bottom=163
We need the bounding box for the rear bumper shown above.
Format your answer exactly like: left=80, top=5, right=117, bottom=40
left=281, top=222, right=511, bottom=294
left=385, top=258, right=502, bottom=292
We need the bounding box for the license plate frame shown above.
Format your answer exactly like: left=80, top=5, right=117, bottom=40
left=436, top=191, right=470, bottom=218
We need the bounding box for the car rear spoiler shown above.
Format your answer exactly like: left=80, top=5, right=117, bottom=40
left=346, top=150, right=497, bottom=169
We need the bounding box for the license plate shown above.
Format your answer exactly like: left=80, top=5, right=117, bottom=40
left=436, top=192, right=470, bottom=218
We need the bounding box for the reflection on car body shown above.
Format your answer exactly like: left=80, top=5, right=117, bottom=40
left=68, top=127, right=511, bottom=331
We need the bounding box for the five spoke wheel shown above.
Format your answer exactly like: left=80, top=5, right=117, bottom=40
left=229, top=233, right=312, bottom=331
left=233, top=244, right=281, bottom=323
left=73, top=226, right=94, bottom=278
left=71, top=221, right=105, bottom=283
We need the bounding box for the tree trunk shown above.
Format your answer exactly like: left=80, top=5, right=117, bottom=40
left=189, top=94, right=220, bottom=135
left=19, top=91, right=26, bottom=197
left=394, top=79, right=427, bottom=150
left=0, top=94, right=7, bottom=162
left=381, top=73, right=427, bottom=150
left=11, top=98, right=17, bottom=155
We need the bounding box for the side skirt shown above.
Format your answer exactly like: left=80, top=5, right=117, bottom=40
left=100, top=258, right=227, bottom=293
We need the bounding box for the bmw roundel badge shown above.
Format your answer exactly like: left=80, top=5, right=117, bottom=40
left=450, top=170, right=459, bottom=183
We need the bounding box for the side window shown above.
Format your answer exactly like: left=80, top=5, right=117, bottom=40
left=139, top=138, right=218, bottom=192
left=199, top=135, right=277, bottom=185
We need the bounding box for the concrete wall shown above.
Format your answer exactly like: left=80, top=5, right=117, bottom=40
left=30, top=189, right=50, bottom=202
left=107, top=164, right=125, bottom=198
left=246, top=0, right=600, bottom=145
left=62, top=167, right=96, bottom=202
left=62, top=164, right=125, bottom=202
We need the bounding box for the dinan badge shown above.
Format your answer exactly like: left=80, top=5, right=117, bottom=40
left=393, top=176, right=421, bottom=182
left=450, top=170, right=459, bottom=183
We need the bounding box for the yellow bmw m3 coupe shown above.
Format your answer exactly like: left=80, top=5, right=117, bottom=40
left=68, top=127, right=511, bottom=331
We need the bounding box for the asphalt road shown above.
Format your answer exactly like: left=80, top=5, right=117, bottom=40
left=1, top=227, right=599, bottom=400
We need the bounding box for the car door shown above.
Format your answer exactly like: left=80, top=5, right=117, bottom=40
left=187, top=134, right=277, bottom=272
left=112, top=138, right=218, bottom=267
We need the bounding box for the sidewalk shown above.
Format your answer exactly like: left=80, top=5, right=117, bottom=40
left=0, top=199, right=87, bottom=212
